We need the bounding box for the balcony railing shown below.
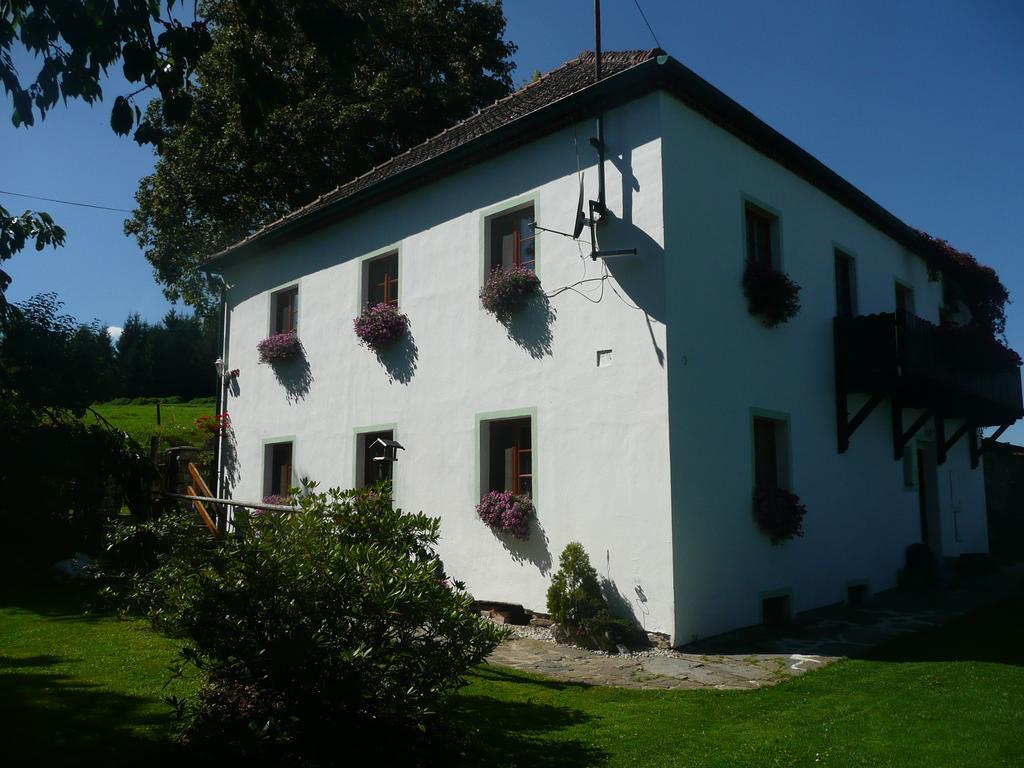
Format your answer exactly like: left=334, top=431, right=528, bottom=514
left=834, top=312, right=1023, bottom=427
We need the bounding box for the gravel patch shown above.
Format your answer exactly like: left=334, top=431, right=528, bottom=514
left=487, top=617, right=683, bottom=659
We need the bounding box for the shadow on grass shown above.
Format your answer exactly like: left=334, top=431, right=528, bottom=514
left=0, top=581, right=108, bottom=622
left=448, top=668, right=609, bottom=767
left=0, top=667, right=193, bottom=768
left=864, top=591, right=1024, bottom=666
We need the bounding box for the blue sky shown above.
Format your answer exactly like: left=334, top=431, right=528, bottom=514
left=3, top=1, right=1023, bottom=435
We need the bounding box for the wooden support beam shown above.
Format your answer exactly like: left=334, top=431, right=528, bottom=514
left=186, top=484, right=219, bottom=539
left=837, top=392, right=884, bottom=454
left=188, top=462, right=222, bottom=532
left=893, top=401, right=930, bottom=461
left=937, top=418, right=971, bottom=466
left=989, top=423, right=1011, bottom=443
left=973, top=423, right=1012, bottom=470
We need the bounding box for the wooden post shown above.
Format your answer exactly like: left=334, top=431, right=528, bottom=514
left=186, top=484, right=219, bottom=539
left=187, top=462, right=223, bottom=531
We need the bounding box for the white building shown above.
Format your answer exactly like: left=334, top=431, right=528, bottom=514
left=205, top=50, right=1022, bottom=645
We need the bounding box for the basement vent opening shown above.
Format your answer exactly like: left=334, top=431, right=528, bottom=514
left=762, top=594, right=790, bottom=629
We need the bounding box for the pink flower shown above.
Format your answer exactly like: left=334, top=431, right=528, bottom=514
left=257, top=332, right=302, bottom=364
left=476, top=490, right=534, bottom=540
left=353, top=303, right=410, bottom=348
left=480, top=266, right=540, bottom=318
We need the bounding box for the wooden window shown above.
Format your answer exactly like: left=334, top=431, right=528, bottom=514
left=753, top=415, right=788, bottom=490
left=486, top=417, right=532, bottom=497
left=834, top=250, right=856, bottom=319
left=367, top=252, right=399, bottom=307
left=359, top=430, right=394, bottom=487
left=265, top=441, right=293, bottom=496
left=489, top=205, right=536, bottom=273
left=745, top=204, right=776, bottom=268
left=272, top=287, right=299, bottom=333
left=895, top=282, right=915, bottom=318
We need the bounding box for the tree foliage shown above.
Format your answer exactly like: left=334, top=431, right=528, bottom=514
left=114, top=309, right=217, bottom=399
left=0, top=294, right=155, bottom=569
left=126, top=0, right=516, bottom=314
left=547, top=542, right=644, bottom=653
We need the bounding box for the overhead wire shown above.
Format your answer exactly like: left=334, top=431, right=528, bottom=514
left=632, top=0, right=662, bottom=50
left=0, top=188, right=133, bottom=213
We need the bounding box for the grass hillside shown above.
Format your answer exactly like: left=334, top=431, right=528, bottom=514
left=88, top=398, right=215, bottom=450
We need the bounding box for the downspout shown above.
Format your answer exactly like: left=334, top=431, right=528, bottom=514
left=208, top=273, right=229, bottom=504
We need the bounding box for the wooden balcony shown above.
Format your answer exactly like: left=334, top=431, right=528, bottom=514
left=834, top=312, right=1023, bottom=460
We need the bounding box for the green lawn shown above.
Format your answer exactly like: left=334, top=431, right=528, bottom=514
left=88, top=400, right=214, bottom=449
left=2, top=585, right=1021, bottom=767
left=456, top=593, right=1024, bottom=767
left=0, top=586, right=200, bottom=766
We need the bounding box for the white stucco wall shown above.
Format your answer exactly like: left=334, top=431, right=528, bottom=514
left=659, top=92, right=989, bottom=643
left=220, top=94, right=677, bottom=635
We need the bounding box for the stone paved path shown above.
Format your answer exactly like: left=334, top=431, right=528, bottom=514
left=487, top=566, right=1024, bottom=690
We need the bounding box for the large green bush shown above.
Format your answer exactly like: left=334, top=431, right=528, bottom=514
left=138, top=484, right=506, bottom=758
left=546, top=542, right=644, bottom=653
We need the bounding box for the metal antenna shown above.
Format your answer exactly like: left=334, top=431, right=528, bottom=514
left=594, top=0, right=602, bottom=82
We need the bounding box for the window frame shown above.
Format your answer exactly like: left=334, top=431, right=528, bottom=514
left=749, top=408, right=792, bottom=492
left=476, top=407, right=538, bottom=504
left=269, top=284, right=300, bottom=335
left=479, top=193, right=541, bottom=287
left=262, top=437, right=296, bottom=497
left=894, top=278, right=916, bottom=317
left=359, top=242, right=403, bottom=309
left=740, top=194, right=783, bottom=271
left=832, top=245, right=858, bottom=319
left=353, top=423, right=400, bottom=490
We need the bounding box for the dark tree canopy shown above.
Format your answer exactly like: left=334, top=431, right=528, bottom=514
left=126, top=0, right=516, bottom=315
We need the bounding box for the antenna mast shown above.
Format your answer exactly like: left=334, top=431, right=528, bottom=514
left=594, top=0, right=602, bottom=82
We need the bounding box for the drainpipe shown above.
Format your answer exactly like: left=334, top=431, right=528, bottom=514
left=208, top=272, right=229, bottom=503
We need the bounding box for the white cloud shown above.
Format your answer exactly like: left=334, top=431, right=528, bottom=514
left=107, top=326, right=123, bottom=342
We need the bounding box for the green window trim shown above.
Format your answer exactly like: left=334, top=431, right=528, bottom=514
left=478, top=191, right=542, bottom=287
left=740, top=192, right=785, bottom=271
left=358, top=241, right=403, bottom=308
left=267, top=281, right=301, bottom=336
left=474, top=407, right=538, bottom=507
left=352, top=422, right=400, bottom=491
left=749, top=407, right=793, bottom=492
left=261, top=435, right=297, bottom=497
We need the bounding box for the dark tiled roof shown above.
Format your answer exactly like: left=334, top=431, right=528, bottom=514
left=210, top=50, right=660, bottom=262
left=205, top=48, right=1005, bottom=309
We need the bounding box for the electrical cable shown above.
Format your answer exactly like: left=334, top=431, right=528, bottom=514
left=633, top=0, right=662, bottom=50
left=0, top=188, right=132, bottom=213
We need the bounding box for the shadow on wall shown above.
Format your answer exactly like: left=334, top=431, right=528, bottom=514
left=496, top=518, right=553, bottom=575
left=501, top=293, right=556, bottom=359
left=220, top=422, right=241, bottom=496
left=373, top=328, right=419, bottom=384
left=273, top=352, right=313, bottom=403
left=602, top=577, right=646, bottom=631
